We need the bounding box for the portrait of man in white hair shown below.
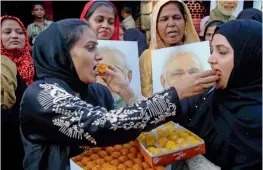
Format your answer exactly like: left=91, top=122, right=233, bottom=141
left=160, top=51, right=203, bottom=89
left=96, top=47, right=132, bottom=108
left=209, top=0, right=243, bottom=22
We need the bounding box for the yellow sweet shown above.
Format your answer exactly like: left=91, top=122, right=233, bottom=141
left=137, top=133, right=146, bottom=145
left=162, top=148, right=170, bottom=152
left=180, top=142, right=190, bottom=148
left=165, top=141, right=179, bottom=150
left=156, top=127, right=167, bottom=137
left=164, top=122, right=174, bottom=131
left=147, top=147, right=162, bottom=154
left=186, top=136, right=196, bottom=141
left=176, top=138, right=185, bottom=144
left=145, top=133, right=156, bottom=146
left=168, top=132, right=179, bottom=141
left=157, top=137, right=168, bottom=148
left=189, top=139, right=200, bottom=144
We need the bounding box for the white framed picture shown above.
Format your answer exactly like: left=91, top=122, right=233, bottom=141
left=210, top=0, right=244, bottom=17
left=152, top=41, right=211, bottom=93
left=97, top=40, right=141, bottom=95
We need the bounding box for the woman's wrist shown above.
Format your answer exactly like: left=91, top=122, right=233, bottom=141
left=118, top=85, right=134, bottom=105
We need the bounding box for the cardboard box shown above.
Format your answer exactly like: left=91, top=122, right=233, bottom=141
left=137, top=122, right=206, bottom=167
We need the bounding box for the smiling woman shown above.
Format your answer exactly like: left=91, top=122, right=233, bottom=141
left=80, top=0, right=120, bottom=40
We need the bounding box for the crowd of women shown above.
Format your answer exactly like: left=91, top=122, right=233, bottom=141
left=1, top=0, right=262, bottom=170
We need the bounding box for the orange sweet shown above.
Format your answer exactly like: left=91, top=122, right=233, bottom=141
left=110, top=159, right=120, bottom=166
left=141, top=162, right=151, bottom=169
left=84, top=150, right=93, bottom=157
left=97, top=64, right=108, bottom=74
left=111, top=152, right=122, bottom=159
left=114, top=145, right=122, bottom=151
left=136, top=153, right=143, bottom=159
left=92, top=165, right=102, bottom=170
left=133, top=158, right=143, bottom=164
left=90, top=154, right=100, bottom=161
left=86, top=161, right=96, bottom=169
left=117, top=164, right=126, bottom=170
left=132, top=164, right=143, bottom=170
left=129, top=147, right=138, bottom=154
left=127, top=153, right=136, bottom=160
left=124, top=160, right=134, bottom=168
left=93, top=147, right=102, bottom=153
left=154, top=166, right=165, bottom=170
left=96, top=158, right=106, bottom=166
left=81, top=157, right=91, bottom=165
left=98, top=151, right=108, bottom=158
left=104, top=156, right=114, bottom=162
left=120, top=148, right=129, bottom=155
left=118, top=155, right=128, bottom=163
left=106, top=147, right=115, bottom=154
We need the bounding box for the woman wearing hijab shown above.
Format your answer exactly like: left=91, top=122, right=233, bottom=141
left=140, top=0, right=200, bottom=97
left=178, top=19, right=262, bottom=169
left=80, top=0, right=120, bottom=40
left=20, top=19, right=218, bottom=170
left=1, top=16, right=35, bottom=86
left=237, top=8, right=262, bottom=22
left=124, top=28, right=148, bottom=56
left=203, top=20, right=224, bottom=52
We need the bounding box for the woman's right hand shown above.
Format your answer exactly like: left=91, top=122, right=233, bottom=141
left=171, top=70, right=220, bottom=100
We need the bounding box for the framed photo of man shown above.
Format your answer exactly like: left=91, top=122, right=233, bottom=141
left=209, top=0, right=244, bottom=22
left=97, top=40, right=141, bottom=95
left=152, top=41, right=211, bottom=93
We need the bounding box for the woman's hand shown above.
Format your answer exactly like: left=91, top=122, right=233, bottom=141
left=100, top=65, right=130, bottom=94
left=171, top=70, right=220, bottom=100
left=100, top=65, right=134, bottom=104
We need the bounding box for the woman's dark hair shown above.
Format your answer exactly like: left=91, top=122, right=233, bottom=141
left=204, top=20, right=225, bottom=38
left=57, top=19, right=90, bottom=49
left=84, top=1, right=115, bottom=21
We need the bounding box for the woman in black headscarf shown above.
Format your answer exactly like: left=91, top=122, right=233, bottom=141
left=124, top=28, right=148, bottom=56
left=20, top=19, right=218, bottom=170
left=237, top=8, right=262, bottom=22
left=179, top=19, right=262, bottom=169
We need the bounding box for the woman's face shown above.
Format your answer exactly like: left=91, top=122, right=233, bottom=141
left=88, top=6, right=115, bottom=40
left=205, top=25, right=217, bottom=42
left=157, top=2, right=186, bottom=46
left=208, top=34, right=234, bottom=89
left=1, top=19, right=25, bottom=50
left=70, top=27, right=102, bottom=84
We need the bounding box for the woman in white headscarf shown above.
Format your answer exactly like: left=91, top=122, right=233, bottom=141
left=139, top=0, right=200, bottom=97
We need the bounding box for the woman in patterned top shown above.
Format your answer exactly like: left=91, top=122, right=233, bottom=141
left=19, top=19, right=218, bottom=170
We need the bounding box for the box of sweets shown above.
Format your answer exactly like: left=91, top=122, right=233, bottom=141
left=137, top=121, right=206, bottom=167
left=70, top=140, right=172, bottom=170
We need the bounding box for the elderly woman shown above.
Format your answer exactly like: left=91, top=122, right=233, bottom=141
left=20, top=19, right=218, bottom=170
left=140, top=0, right=200, bottom=97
